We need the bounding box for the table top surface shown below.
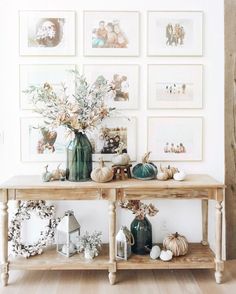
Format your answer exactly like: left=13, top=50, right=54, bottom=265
left=0, top=174, right=225, bottom=190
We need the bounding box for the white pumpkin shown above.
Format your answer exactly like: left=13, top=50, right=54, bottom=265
left=112, top=153, right=130, bottom=165
left=150, top=245, right=161, bottom=260
left=160, top=250, right=173, bottom=261
left=163, top=232, right=188, bottom=256
left=91, top=158, right=113, bottom=183
left=173, top=171, right=186, bottom=181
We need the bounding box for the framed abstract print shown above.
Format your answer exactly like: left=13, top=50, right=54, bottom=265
left=83, top=11, right=139, bottom=56
left=148, top=64, right=203, bottom=109
left=20, top=64, right=76, bottom=110
left=147, top=117, right=203, bottom=161
left=83, top=64, right=139, bottom=109
left=19, top=11, right=75, bottom=56
left=147, top=11, right=203, bottom=56
left=21, top=117, right=68, bottom=162
left=87, top=117, right=136, bottom=161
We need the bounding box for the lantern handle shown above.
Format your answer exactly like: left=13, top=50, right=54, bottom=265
left=129, top=233, right=135, bottom=245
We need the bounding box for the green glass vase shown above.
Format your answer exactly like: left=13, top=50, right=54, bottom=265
left=130, top=216, right=152, bottom=255
left=66, top=132, right=93, bottom=182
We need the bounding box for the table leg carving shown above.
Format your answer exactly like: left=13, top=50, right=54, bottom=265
left=0, top=191, right=9, bottom=287
left=215, top=200, right=224, bottom=284
left=201, top=199, right=209, bottom=246
left=108, top=201, right=116, bottom=285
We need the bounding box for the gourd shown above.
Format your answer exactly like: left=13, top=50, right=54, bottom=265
left=150, top=245, right=161, bottom=259
left=163, top=232, right=188, bottom=256
left=51, top=164, right=66, bottom=181
left=173, top=171, right=186, bottom=181
left=159, top=249, right=173, bottom=261
left=112, top=142, right=130, bottom=165
left=160, top=165, right=178, bottom=179
left=132, top=152, right=157, bottom=180
left=91, top=158, right=113, bottom=183
left=42, top=165, right=52, bottom=182
left=157, top=171, right=169, bottom=181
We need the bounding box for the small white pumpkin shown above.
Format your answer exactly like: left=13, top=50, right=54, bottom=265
left=160, top=249, right=173, bottom=261
left=163, top=232, right=188, bottom=256
left=112, top=153, right=130, bottom=165
left=173, top=171, right=186, bottom=181
left=91, top=158, right=113, bottom=183
left=157, top=172, right=169, bottom=181
left=150, top=245, right=161, bottom=260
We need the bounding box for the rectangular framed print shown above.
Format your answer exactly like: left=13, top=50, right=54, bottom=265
left=147, top=11, right=203, bottom=56
left=19, top=11, right=75, bottom=56
left=148, top=64, right=203, bottom=109
left=21, top=117, right=68, bottom=162
left=84, top=11, right=139, bottom=56
left=147, top=117, right=203, bottom=161
left=83, top=64, right=139, bottom=109
left=87, top=117, right=136, bottom=161
left=20, top=64, right=76, bottom=110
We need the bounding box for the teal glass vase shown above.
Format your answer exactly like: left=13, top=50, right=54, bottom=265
left=130, top=216, right=152, bottom=255
left=66, top=132, right=93, bottom=182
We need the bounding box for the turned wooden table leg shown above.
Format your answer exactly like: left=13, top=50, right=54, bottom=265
left=215, top=200, right=224, bottom=284
left=0, top=189, right=9, bottom=287
left=108, top=200, right=116, bottom=285
left=201, top=199, right=209, bottom=246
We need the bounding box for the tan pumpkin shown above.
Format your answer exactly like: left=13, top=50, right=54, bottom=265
left=160, top=165, right=178, bottom=179
left=163, top=232, right=188, bottom=256
left=91, top=158, right=113, bottom=183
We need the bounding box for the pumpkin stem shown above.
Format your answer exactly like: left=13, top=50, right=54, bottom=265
left=174, top=232, right=179, bottom=238
left=142, top=152, right=151, bottom=163
left=45, top=165, right=48, bottom=172
left=56, top=163, right=61, bottom=170
left=160, top=164, right=163, bottom=172
left=99, top=157, right=105, bottom=168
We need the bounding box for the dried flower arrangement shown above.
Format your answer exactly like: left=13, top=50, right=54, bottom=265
left=119, top=200, right=158, bottom=220
left=76, top=231, right=102, bottom=257
left=24, top=71, right=114, bottom=134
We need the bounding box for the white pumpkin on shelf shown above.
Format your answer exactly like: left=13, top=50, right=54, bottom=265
left=150, top=245, right=161, bottom=260
left=91, top=158, right=113, bottom=183
left=160, top=249, right=173, bottom=261
left=173, top=171, right=186, bottom=181
left=111, top=142, right=130, bottom=166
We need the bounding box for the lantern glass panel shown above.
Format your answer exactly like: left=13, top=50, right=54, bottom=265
left=57, top=231, right=67, bottom=254
left=117, top=241, right=125, bottom=258
left=70, top=230, right=80, bottom=247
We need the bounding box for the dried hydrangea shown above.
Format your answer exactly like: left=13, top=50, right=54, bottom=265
left=76, top=231, right=102, bottom=257
left=119, top=200, right=158, bottom=220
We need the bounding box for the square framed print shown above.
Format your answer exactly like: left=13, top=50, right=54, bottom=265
left=87, top=117, right=136, bottom=161
left=20, top=64, right=76, bottom=110
left=147, top=11, right=203, bottom=56
left=19, top=11, right=75, bottom=56
left=21, top=117, right=68, bottom=162
left=147, top=117, right=203, bottom=161
left=83, top=64, right=139, bottom=109
left=83, top=11, right=139, bottom=56
left=148, top=64, right=203, bottom=109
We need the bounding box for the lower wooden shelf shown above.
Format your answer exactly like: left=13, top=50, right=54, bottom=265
left=8, top=243, right=215, bottom=271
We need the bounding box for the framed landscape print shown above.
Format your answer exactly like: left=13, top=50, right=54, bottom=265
left=20, top=64, right=76, bottom=110
left=83, top=64, right=139, bottom=109
left=19, top=11, right=75, bottom=56
left=148, top=64, right=203, bottom=109
left=87, top=117, right=136, bottom=161
left=147, top=117, right=203, bottom=161
left=147, top=11, right=203, bottom=56
left=83, top=11, right=139, bottom=56
left=21, top=117, right=68, bottom=162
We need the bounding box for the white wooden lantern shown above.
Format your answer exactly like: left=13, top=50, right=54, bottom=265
left=116, top=226, right=134, bottom=260
left=56, top=210, right=80, bottom=257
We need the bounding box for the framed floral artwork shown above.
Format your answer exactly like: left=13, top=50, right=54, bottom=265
left=83, top=64, right=139, bottom=109
left=19, top=11, right=75, bottom=56
left=21, top=117, right=68, bottom=162
left=148, top=64, right=203, bottom=109
left=87, top=117, right=137, bottom=161
left=147, top=117, right=203, bottom=161
left=147, top=11, right=203, bottom=56
left=20, top=64, right=76, bottom=110
left=83, top=11, right=139, bottom=56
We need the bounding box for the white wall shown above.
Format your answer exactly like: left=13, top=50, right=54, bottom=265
left=0, top=0, right=224, bottom=249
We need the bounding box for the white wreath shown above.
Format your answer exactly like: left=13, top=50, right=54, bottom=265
left=8, top=200, right=61, bottom=258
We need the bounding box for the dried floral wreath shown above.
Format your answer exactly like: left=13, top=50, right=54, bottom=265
left=8, top=200, right=61, bottom=258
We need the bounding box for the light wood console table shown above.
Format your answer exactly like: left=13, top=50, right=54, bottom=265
left=0, top=174, right=225, bottom=286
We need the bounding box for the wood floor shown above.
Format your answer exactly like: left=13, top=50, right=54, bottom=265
left=1, top=260, right=236, bottom=294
